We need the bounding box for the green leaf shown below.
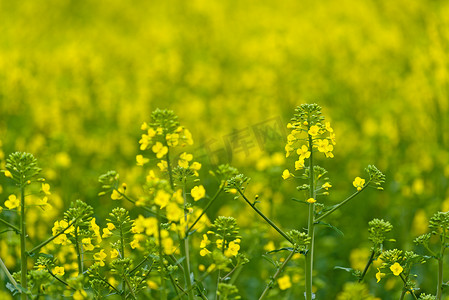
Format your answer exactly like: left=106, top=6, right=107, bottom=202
left=315, top=221, right=344, bottom=236
left=266, top=247, right=295, bottom=254
left=334, top=266, right=354, bottom=273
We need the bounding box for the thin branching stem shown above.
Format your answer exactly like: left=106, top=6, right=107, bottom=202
left=236, top=189, right=293, bottom=244
left=315, top=182, right=370, bottom=223
left=0, top=218, right=21, bottom=233
left=28, top=221, right=74, bottom=255
left=259, top=249, right=296, bottom=300
left=186, top=183, right=224, bottom=235
left=20, top=186, right=28, bottom=300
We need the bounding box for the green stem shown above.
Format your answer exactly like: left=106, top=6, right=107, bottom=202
left=314, top=183, right=369, bottom=223
left=305, top=134, right=315, bottom=300
left=172, top=268, right=216, bottom=300
left=437, top=257, right=443, bottom=300
left=20, top=186, right=27, bottom=300
left=0, top=257, right=20, bottom=291
left=74, top=227, right=83, bottom=275
left=437, top=229, right=446, bottom=300
left=424, top=244, right=437, bottom=258
left=165, top=148, right=175, bottom=190
left=129, top=255, right=151, bottom=275
left=237, top=189, right=293, bottom=244
left=180, top=180, right=195, bottom=300
left=216, top=233, right=227, bottom=300
left=47, top=270, right=76, bottom=290
left=123, top=275, right=136, bottom=300
left=186, top=183, right=224, bottom=235
left=168, top=254, right=185, bottom=274
left=168, top=273, right=182, bottom=297
left=259, top=248, right=296, bottom=300
left=0, top=218, right=21, bottom=233
left=120, top=224, right=126, bottom=299
left=358, top=249, right=375, bottom=282
left=157, top=213, right=167, bottom=300
left=27, top=221, right=74, bottom=255
left=117, top=191, right=164, bottom=219
left=180, top=236, right=195, bottom=300
left=399, top=273, right=418, bottom=300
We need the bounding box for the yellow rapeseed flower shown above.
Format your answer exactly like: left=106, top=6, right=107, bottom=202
left=224, top=240, right=240, bottom=257
left=102, top=228, right=112, bottom=238
left=200, top=248, right=211, bottom=256
left=157, top=160, right=168, bottom=171
left=136, top=155, right=149, bottom=166
left=307, top=198, right=316, bottom=204
left=166, top=133, right=179, bottom=147
left=295, top=159, right=305, bottom=171
left=308, top=125, right=320, bottom=136
left=166, top=202, right=183, bottom=222
left=200, top=234, right=210, bottom=248
left=5, top=195, right=19, bottom=209
left=111, top=188, right=123, bottom=200
left=277, top=274, right=292, bottom=290
left=322, top=182, right=332, bottom=190
left=376, top=268, right=385, bottom=283
left=154, top=189, right=171, bottom=208
left=130, top=238, right=140, bottom=249
left=285, top=144, right=294, bottom=157
left=282, top=169, right=292, bottom=180
left=73, top=290, right=87, bottom=300
left=107, top=223, right=116, bottom=230
left=53, top=266, right=65, bottom=276
left=42, top=183, right=51, bottom=195
left=110, top=249, right=119, bottom=259
left=53, top=234, right=69, bottom=245
left=141, top=122, right=149, bottom=131
left=390, top=262, right=403, bottom=276
left=191, top=185, right=206, bottom=201
left=93, top=250, right=107, bottom=266
left=4, top=170, right=12, bottom=178
left=297, top=145, right=311, bottom=160
left=82, top=238, right=95, bottom=251
left=152, top=142, right=168, bottom=158
left=316, top=139, right=334, bottom=157
left=353, top=177, right=365, bottom=191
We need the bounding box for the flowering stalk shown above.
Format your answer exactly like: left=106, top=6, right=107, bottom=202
left=74, top=228, right=83, bottom=275
left=305, top=131, right=315, bottom=300
left=5, top=153, right=42, bottom=299
left=186, top=183, right=224, bottom=235
left=259, top=249, right=296, bottom=300
left=27, top=221, right=74, bottom=255
left=314, top=184, right=369, bottom=223
left=0, top=257, right=19, bottom=292
left=236, top=188, right=293, bottom=244
left=47, top=269, right=75, bottom=290
left=0, top=218, right=20, bottom=233
left=119, top=222, right=127, bottom=299
left=436, top=227, right=446, bottom=300
left=180, top=179, right=195, bottom=300
left=20, top=185, right=27, bottom=300
left=157, top=212, right=167, bottom=300
left=399, top=273, right=418, bottom=300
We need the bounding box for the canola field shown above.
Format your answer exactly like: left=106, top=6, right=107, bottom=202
left=1, top=1, right=449, bottom=299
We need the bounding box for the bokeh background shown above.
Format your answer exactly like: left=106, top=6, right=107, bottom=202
left=1, top=0, right=449, bottom=298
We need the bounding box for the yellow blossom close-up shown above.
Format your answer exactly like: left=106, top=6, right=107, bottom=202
left=353, top=177, right=366, bottom=191
left=4, top=195, right=19, bottom=210
left=390, top=262, right=403, bottom=276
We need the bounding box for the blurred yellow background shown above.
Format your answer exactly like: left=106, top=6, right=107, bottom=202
left=1, top=0, right=449, bottom=298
